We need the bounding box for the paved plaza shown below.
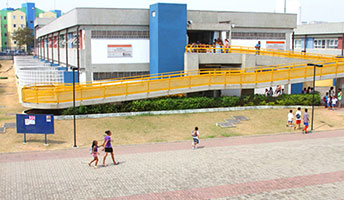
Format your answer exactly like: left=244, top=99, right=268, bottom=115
left=1, top=130, right=344, bottom=199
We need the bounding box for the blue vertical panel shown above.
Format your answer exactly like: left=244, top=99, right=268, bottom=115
left=301, top=38, right=305, bottom=49
left=306, top=38, right=314, bottom=49
left=64, top=71, right=79, bottom=83
left=21, top=3, right=35, bottom=31
left=291, top=83, right=303, bottom=94
left=333, top=78, right=337, bottom=86
left=51, top=10, right=62, bottom=18
left=149, top=3, right=187, bottom=75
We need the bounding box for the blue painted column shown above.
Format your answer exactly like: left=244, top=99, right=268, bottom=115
left=21, top=3, right=35, bottom=31
left=149, top=3, right=187, bottom=75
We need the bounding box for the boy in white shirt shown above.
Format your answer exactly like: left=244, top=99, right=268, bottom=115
left=332, top=96, right=338, bottom=110
left=294, top=107, right=302, bottom=130
left=286, top=110, right=294, bottom=127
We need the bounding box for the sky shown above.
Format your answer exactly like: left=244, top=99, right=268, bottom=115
left=2, top=0, right=344, bottom=23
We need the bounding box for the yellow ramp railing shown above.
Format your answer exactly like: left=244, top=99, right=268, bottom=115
left=21, top=46, right=344, bottom=105
left=185, top=44, right=339, bottom=61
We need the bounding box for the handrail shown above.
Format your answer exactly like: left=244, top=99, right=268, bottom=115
left=21, top=46, right=344, bottom=105
left=185, top=44, right=340, bottom=61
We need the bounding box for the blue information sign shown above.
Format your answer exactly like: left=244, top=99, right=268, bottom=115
left=16, top=114, right=54, bottom=145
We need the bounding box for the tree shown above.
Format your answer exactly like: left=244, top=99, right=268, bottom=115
left=12, top=27, right=34, bottom=52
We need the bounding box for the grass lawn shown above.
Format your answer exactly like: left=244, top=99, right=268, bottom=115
left=1, top=108, right=343, bottom=153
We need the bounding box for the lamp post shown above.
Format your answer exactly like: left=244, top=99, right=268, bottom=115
left=307, top=63, right=323, bottom=131
left=71, top=66, right=78, bottom=148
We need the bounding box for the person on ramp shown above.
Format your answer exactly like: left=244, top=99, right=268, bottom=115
left=102, top=130, right=118, bottom=166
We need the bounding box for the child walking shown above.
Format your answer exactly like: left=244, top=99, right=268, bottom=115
left=89, top=140, right=100, bottom=168
left=286, top=110, right=294, bottom=127
left=294, top=107, right=302, bottom=130
left=192, top=127, right=200, bottom=150
left=331, top=96, right=338, bottom=110
left=303, top=108, right=310, bottom=134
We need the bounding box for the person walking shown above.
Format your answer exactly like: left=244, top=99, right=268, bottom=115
left=286, top=110, right=294, bottom=127
left=89, top=140, right=100, bottom=169
left=338, top=88, right=342, bottom=108
left=224, top=39, right=230, bottom=53
left=255, top=41, right=261, bottom=55
left=192, top=127, right=200, bottom=150
left=323, top=92, right=329, bottom=108
left=294, top=107, right=302, bottom=130
left=303, top=108, right=310, bottom=134
left=102, top=130, right=118, bottom=167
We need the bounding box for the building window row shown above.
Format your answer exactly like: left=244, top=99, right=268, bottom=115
left=232, top=32, right=285, bottom=40
left=93, top=71, right=150, bottom=81
left=294, top=39, right=339, bottom=49
left=91, top=31, right=150, bottom=39
left=314, top=39, right=338, bottom=49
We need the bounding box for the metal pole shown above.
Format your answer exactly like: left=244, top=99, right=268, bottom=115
left=66, top=28, right=68, bottom=71
left=58, top=31, right=60, bottom=65
left=284, top=0, right=287, bottom=13
left=311, top=65, right=316, bottom=131
left=342, top=34, right=344, bottom=57
left=304, top=35, right=307, bottom=53
left=77, top=26, right=80, bottom=83
left=73, top=67, right=77, bottom=148
left=291, top=32, right=295, bottom=51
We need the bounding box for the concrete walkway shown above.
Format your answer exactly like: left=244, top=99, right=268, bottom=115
left=1, top=130, right=344, bottom=200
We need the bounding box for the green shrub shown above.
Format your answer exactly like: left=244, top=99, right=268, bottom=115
left=60, top=93, right=321, bottom=115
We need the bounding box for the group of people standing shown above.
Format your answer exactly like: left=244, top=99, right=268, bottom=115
left=323, top=87, right=342, bottom=110
left=286, top=107, right=310, bottom=134
left=265, top=85, right=285, bottom=97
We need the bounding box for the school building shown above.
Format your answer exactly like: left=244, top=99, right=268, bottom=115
left=34, top=3, right=297, bottom=84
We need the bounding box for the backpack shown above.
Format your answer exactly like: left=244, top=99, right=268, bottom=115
left=296, top=113, right=301, bottom=119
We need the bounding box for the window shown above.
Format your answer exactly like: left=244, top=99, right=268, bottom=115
left=30, top=21, right=33, bottom=24
left=4, top=33, right=7, bottom=37
left=14, top=41, right=17, bottom=44
left=13, top=15, right=16, bottom=19
left=21, top=24, right=24, bottom=28
left=232, top=32, right=285, bottom=40
left=4, top=25, right=7, bottom=28
left=21, top=16, right=24, bottom=20
left=91, top=30, right=149, bottom=39
left=4, top=42, right=7, bottom=45
left=294, top=39, right=302, bottom=48
left=93, top=71, right=150, bottom=81
left=13, top=24, right=16, bottom=28
left=314, top=39, right=338, bottom=49
left=327, top=39, right=338, bottom=48
left=314, top=39, right=325, bottom=48
left=3, top=16, right=6, bottom=20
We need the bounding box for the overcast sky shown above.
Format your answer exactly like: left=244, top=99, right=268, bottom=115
left=3, top=0, right=344, bottom=23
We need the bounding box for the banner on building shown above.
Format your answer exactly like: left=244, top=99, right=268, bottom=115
left=107, top=45, right=133, bottom=58
left=266, top=41, right=285, bottom=50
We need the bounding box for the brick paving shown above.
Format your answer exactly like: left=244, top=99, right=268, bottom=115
left=0, top=130, right=344, bottom=200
